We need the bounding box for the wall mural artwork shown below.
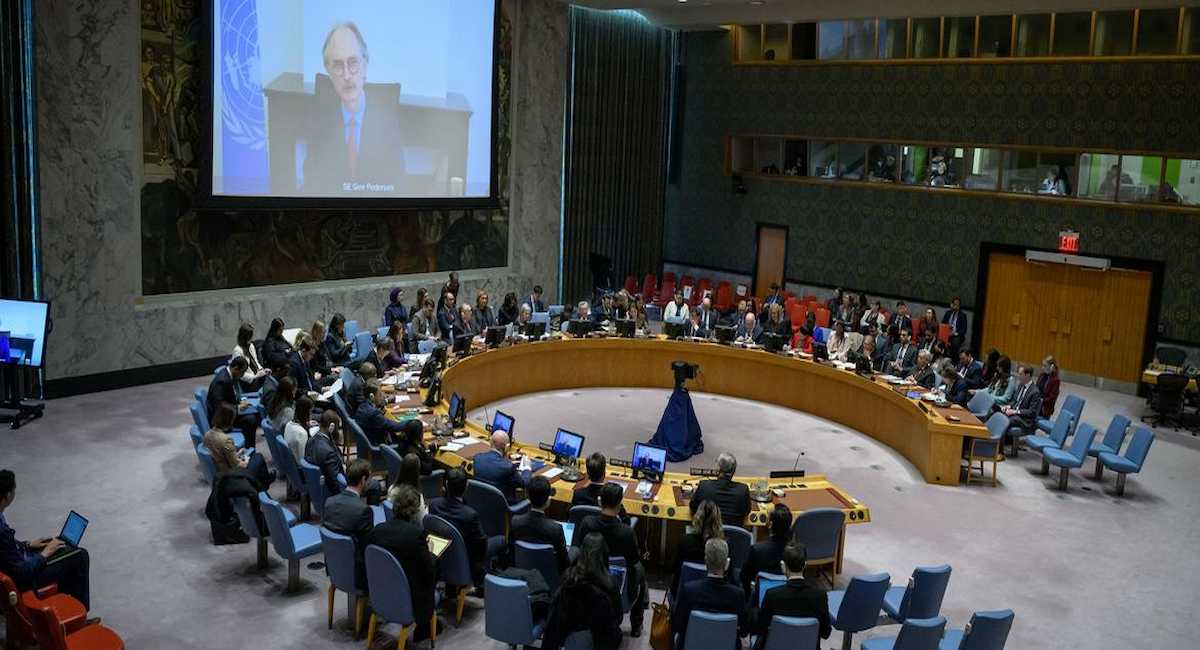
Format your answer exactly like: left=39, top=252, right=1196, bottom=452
left=139, top=0, right=512, bottom=295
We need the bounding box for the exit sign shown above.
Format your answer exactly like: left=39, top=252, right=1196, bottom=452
left=1059, top=230, right=1080, bottom=253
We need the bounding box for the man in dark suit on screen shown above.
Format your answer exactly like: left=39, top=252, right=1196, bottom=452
left=303, top=22, right=405, bottom=195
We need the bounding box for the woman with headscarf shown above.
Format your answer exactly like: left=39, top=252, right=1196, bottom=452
left=383, top=287, right=408, bottom=327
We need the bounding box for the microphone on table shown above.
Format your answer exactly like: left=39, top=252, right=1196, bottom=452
left=791, top=449, right=805, bottom=486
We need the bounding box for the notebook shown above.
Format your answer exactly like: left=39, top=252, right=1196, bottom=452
left=426, top=533, right=452, bottom=558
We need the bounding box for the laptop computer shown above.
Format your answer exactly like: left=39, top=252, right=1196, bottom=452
left=46, top=510, right=88, bottom=565
left=557, top=520, right=576, bottom=546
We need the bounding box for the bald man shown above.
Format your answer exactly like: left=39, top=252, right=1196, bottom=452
left=472, top=430, right=531, bottom=503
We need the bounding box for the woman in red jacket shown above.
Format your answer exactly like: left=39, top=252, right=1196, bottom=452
left=1036, top=355, right=1061, bottom=418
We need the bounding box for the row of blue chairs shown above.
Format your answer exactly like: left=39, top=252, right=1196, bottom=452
left=1023, top=411, right=1155, bottom=494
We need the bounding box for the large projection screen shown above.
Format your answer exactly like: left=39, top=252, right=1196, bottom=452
left=207, top=0, right=498, bottom=207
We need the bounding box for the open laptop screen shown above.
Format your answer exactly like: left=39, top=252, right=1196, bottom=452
left=59, top=511, right=88, bottom=547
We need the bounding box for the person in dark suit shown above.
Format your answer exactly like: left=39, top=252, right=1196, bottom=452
left=437, top=293, right=458, bottom=343
left=0, top=470, right=91, bottom=610
left=305, top=410, right=348, bottom=496
left=885, top=329, right=917, bottom=377
left=571, top=453, right=630, bottom=523
left=591, top=293, right=614, bottom=324
left=736, top=312, right=763, bottom=344
left=354, top=379, right=424, bottom=448
left=906, top=350, right=937, bottom=389
left=741, top=505, right=792, bottom=601
left=322, top=459, right=375, bottom=585
left=454, top=304, right=481, bottom=338
left=749, top=541, right=831, bottom=650
left=1036, top=356, right=1061, bottom=419
left=473, top=431, right=530, bottom=504
left=287, top=338, right=320, bottom=394
left=694, top=297, right=718, bottom=338
left=473, top=291, right=497, bottom=330
left=956, top=349, right=985, bottom=390
left=365, top=485, right=438, bottom=642
left=436, top=273, right=460, bottom=313
left=918, top=326, right=947, bottom=361
left=574, top=483, right=648, bottom=636
left=522, top=286, right=546, bottom=314
left=760, top=284, right=785, bottom=318
left=939, top=366, right=971, bottom=406
left=510, top=476, right=570, bottom=573
left=344, top=362, right=375, bottom=413
left=942, top=296, right=968, bottom=356
left=302, top=22, right=405, bottom=195
left=428, top=468, right=489, bottom=587
left=258, top=318, right=293, bottom=373
left=206, top=355, right=262, bottom=436
left=858, top=336, right=885, bottom=372
left=672, top=538, right=746, bottom=650
left=1002, top=364, right=1044, bottom=438
left=689, top=452, right=751, bottom=527
left=887, top=302, right=912, bottom=340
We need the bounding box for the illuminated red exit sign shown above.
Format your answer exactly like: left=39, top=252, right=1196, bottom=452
left=1059, top=230, right=1080, bottom=253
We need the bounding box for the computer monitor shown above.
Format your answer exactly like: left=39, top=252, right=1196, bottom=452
left=567, top=319, right=594, bottom=337
left=523, top=320, right=547, bottom=338
left=615, top=319, right=635, bottom=338
left=454, top=333, right=476, bottom=356
left=714, top=325, right=735, bottom=344
left=491, top=410, right=515, bottom=438
left=762, top=332, right=787, bottom=353
left=485, top=326, right=506, bottom=347
left=631, top=442, right=667, bottom=480
left=0, top=298, right=49, bottom=367
left=448, top=392, right=465, bottom=427
left=663, top=321, right=687, bottom=339
left=552, top=428, right=585, bottom=460
left=812, top=342, right=829, bottom=361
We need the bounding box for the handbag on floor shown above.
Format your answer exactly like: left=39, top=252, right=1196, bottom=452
left=649, top=591, right=671, bottom=650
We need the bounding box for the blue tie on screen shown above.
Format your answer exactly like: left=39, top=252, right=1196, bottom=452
left=219, top=0, right=269, bottom=193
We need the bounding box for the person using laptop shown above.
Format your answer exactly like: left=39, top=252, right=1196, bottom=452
left=0, top=470, right=91, bottom=609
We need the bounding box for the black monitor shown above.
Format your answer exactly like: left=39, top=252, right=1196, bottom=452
left=616, top=319, right=635, bottom=338
left=762, top=332, right=787, bottom=353
left=448, top=392, right=466, bottom=427
left=812, top=342, right=829, bottom=361
left=663, top=321, right=687, bottom=339
left=567, top=319, right=594, bottom=337
left=523, top=321, right=546, bottom=338
left=714, top=325, right=735, bottom=344
left=485, top=326, right=506, bottom=348
left=453, top=333, right=473, bottom=355
left=551, top=428, right=585, bottom=461
left=631, top=442, right=667, bottom=481
left=491, top=410, right=515, bottom=438
left=0, top=298, right=49, bottom=367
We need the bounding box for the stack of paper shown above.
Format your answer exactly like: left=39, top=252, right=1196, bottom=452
left=440, top=442, right=466, bottom=452
left=541, top=467, right=564, bottom=479
left=318, top=378, right=343, bottom=401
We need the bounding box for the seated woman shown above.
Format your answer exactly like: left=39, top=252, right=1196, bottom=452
left=671, top=500, right=725, bottom=599
left=204, top=403, right=273, bottom=486
left=283, top=395, right=314, bottom=464
left=978, top=355, right=1016, bottom=409
left=259, top=318, right=293, bottom=371
left=374, top=337, right=406, bottom=373
left=740, top=504, right=792, bottom=600
left=497, top=292, right=520, bottom=327
left=308, top=320, right=334, bottom=378
left=979, top=349, right=1001, bottom=387
left=827, top=320, right=854, bottom=361
left=265, top=376, right=296, bottom=433
left=394, top=452, right=431, bottom=514
left=409, top=288, right=429, bottom=321
left=916, top=307, right=939, bottom=342
left=541, top=532, right=623, bottom=650
left=385, top=321, right=411, bottom=358
left=323, top=313, right=354, bottom=366
left=231, top=323, right=266, bottom=390
left=474, top=291, right=497, bottom=330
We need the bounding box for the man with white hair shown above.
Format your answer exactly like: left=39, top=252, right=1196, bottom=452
left=689, top=452, right=751, bottom=527
left=672, top=537, right=747, bottom=649
left=472, top=429, right=531, bottom=503
left=907, top=348, right=937, bottom=388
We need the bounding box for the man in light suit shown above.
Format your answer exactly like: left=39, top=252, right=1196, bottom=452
left=322, top=459, right=375, bottom=585
left=472, top=430, right=530, bottom=503
left=410, top=298, right=440, bottom=343
left=942, top=296, right=968, bottom=356
left=885, top=328, right=917, bottom=376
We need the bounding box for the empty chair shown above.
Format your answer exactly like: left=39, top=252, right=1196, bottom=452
left=883, top=565, right=951, bottom=623
left=514, top=540, right=561, bottom=592
left=965, top=391, right=995, bottom=419
left=722, top=525, right=754, bottom=582
left=272, top=434, right=310, bottom=519
left=344, top=319, right=359, bottom=339
left=484, top=574, right=546, bottom=648
left=860, top=616, right=946, bottom=650
left=714, top=281, right=734, bottom=313
left=420, top=469, right=445, bottom=502
left=423, top=514, right=473, bottom=623
left=938, top=609, right=1014, bottom=650
left=364, top=544, right=436, bottom=650
left=345, top=414, right=382, bottom=467
left=1026, top=414, right=1075, bottom=475
left=1038, top=394, right=1084, bottom=435
left=320, top=528, right=367, bottom=639
left=1141, top=373, right=1190, bottom=430
left=965, top=413, right=1008, bottom=486
left=761, top=615, right=819, bottom=650
left=828, top=572, right=891, bottom=650
left=624, top=274, right=639, bottom=294
left=377, top=325, right=389, bottom=339
left=1087, top=414, right=1131, bottom=479
left=464, top=479, right=522, bottom=563
left=1, top=569, right=87, bottom=649
left=24, top=597, right=126, bottom=650
left=1042, top=422, right=1098, bottom=490
left=350, top=330, right=373, bottom=364
left=258, top=492, right=322, bottom=592
left=231, top=496, right=270, bottom=570
left=683, top=611, right=738, bottom=650
left=1098, top=426, right=1155, bottom=497
left=790, top=507, right=844, bottom=585
left=641, top=273, right=658, bottom=304
left=381, top=443, right=405, bottom=485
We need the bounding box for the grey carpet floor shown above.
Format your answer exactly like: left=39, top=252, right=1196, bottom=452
left=0, top=376, right=1196, bottom=649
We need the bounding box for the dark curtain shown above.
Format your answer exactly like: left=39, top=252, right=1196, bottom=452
left=0, top=0, right=39, bottom=301
left=562, top=8, right=672, bottom=304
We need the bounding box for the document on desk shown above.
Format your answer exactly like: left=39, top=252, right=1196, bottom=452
left=440, top=442, right=466, bottom=452
left=541, top=467, right=564, bottom=479
left=451, top=436, right=477, bottom=446
left=318, top=378, right=343, bottom=402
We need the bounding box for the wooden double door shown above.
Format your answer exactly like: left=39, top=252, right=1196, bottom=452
left=980, top=252, right=1152, bottom=384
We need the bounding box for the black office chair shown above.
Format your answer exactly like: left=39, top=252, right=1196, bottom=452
left=1154, top=347, right=1188, bottom=367
left=1141, top=373, right=1190, bottom=431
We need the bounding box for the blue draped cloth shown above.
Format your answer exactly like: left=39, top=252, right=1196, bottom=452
left=650, top=388, right=704, bottom=462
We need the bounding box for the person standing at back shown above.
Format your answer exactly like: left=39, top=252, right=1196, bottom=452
left=383, top=287, right=408, bottom=328
left=689, top=452, right=751, bottom=527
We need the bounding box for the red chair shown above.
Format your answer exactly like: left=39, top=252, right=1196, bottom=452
left=623, top=275, right=638, bottom=294
left=24, top=593, right=124, bottom=650
left=663, top=271, right=677, bottom=285
left=788, top=302, right=806, bottom=326
left=641, top=274, right=657, bottom=304
left=912, top=318, right=925, bottom=340
left=691, top=279, right=712, bottom=306
left=655, top=279, right=676, bottom=306
left=802, top=294, right=817, bottom=303
left=713, top=281, right=734, bottom=313
left=2, top=570, right=87, bottom=648
left=815, top=308, right=831, bottom=328
left=679, top=275, right=695, bottom=290
left=938, top=323, right=952, bottom=344
left=784, top=290, right=796, bottom=301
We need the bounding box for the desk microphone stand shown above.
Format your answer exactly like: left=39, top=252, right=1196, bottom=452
left=0, top=363, right=44, bottom=430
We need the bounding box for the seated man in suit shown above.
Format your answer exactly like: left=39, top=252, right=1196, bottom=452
left=885, top=328, right=917, bottom=377
left=437, top=293, right=458, bottom=343
left=938, top=365, right=971, bottom=406
left=302, top=22, right=406, bottom=195
left=410, top=298, right=441, bottom=343
left=354, top=379, right=424, bottom=450
left=522, top=285, right=546, bottom=313
left=906, top=349, right=938, bottom=389
left=591, top=293, right=614, bottom=324
left=365, top=484, right=438, bottom=642
left=510, top=476, right=571, bottom=573
left=749, top=541, right=831, bottom=650
left=672, top=538, right=746, bottom=650
left=206, top=355, right=263, bottom=436
left=287, top=338, right=319, bottom=394
left=693, top=297, right=718, bottom=338
left=574, top=483, right=648, bottom=636
left=918, top=324, right=947, bottom=360
left=689, top=452, right=751, bottom=527
left=344, top=362, right=376, bottom=413
left=0, top=470, right=91, bottom=610
left=857, top=336, right=885, bottom=372
left=322, top=459, right=376, bottom=585
left=956, top=349, right=985, bottom=390
left=428, top=468, right=489, bottom=588
left=454, top=304, right=480, bottom=338
left=571, top=453, right=630, bottom=523
left=736, top=312, right=763, bottom=344
left=1001, top=364, right=1043, bottom=441
left=473, top=430, right=531, bottom=504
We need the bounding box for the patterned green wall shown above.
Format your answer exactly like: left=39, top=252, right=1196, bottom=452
left=665, top=31, right=1200, bottom=344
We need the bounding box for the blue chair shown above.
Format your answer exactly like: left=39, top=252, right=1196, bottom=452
left=790, top=507, right=845, bottom=585
left=345, top=416, right=381, bottom=467
left=377, top=326, right=389, bottom=340
left=319, top=528, right=367, bottom=638
left=754, top=571, right=786, bottom=606
left=271, top=434, right=310, bottom=518
left=344, top=319, right=360, bottom=340
left=299, top=458, right=333, bottom=518
left=194, top=386, right=207, bottom=403
left=258, top=493, right=322, bottom=592
left=420, top=470, right=445, bottom=502
left=1088, top=414, right=1131, bottom=479
left=514, top=540, right=561, bottom=592
left=1037, top=394, right=1084, bottom=435
left=364, top=544, right=437, bottom=649
left=190, top=401, right=244, bottom=447
left=722, top=525, right=754, bottom=582
left=423, top=514, right=473, bottom=623
left=759, top=615, right=820, bottom=650
left=965, top=413, right=1008, bottom=486
left=1098, top=426, right=1155, bottom=497
left=196, top=444, right=217, bottom=483
left=564, top=630, right=593, bottom=650
left=380, top=443, right=405, bottom=485
left=676, top=560, right=708, bottom=595
left=861, top=616, right=946, bottom=650
left=465, top=479, right=527, bottom=562
left=828, top=572, right=891, bottom=650
left=350, top=331, right=373, bottom=365
left=939, top=609, right=1014, bottom=650
left=682, top=611, right=738, bottom=650
left=231, top=496, right=270, bottom=570
left=1026, top=413, right=1075, bottom=475
left=188, top=425, right=204, bottom=449
left=966, top=391, right=995, bottom=419
left=883, top=565, right=951, bottom=623
left=484, top=574, right=546, bottom=647
left=1042, top=422, right=1098, bottom=490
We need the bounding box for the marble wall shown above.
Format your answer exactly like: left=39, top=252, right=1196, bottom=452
left=36, top=0, right=568, bottom=381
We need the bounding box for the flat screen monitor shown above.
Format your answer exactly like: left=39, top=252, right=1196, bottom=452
left=523, top=321, right=546, bottom=338
left=491, top=410, right=514, bottom=438
left=615, top=319, right=635, bottom=338
left=663, top=321, right=687, bottom=339
left=551, top=428, right=585, bottom=460
left=452, top=333, right=473, bottom=355
left=567, top=319, right=594, bottom=337
left=448, top=392, right=464, bottom=426
left=484, top=326, right=506, bottom=347
left=0, top=298, right=49, bottom=367
left=812, top=342, right=829, bottom=361
left=714, top=325, right=735, bottom=344
left=762, top=332, right=786, bottom=353
left=632, top=442, right=667, bottom=475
